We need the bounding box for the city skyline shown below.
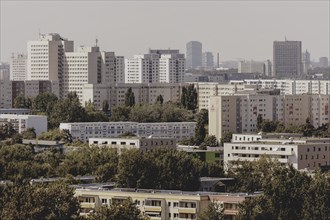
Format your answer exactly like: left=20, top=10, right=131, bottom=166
left=1, top=1, right=329, bottom=62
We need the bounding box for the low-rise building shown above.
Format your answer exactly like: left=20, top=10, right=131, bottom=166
left=89, top=137, right=176, bottom=153
left=0, top=114, right=47, bottom=135
left=0, top=108, right=31, bottom=115
left=60, top=121, right=196, bottom=142
left=224, top=133, right=330, bottom=171
left=74, top=186, right=258, bottom=220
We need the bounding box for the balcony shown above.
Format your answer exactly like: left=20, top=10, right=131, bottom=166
left=80, top=202, right=95, bottom=209
left=178, top=207, right=197, bottom=214
left=144, top=206, right=162, bottom=212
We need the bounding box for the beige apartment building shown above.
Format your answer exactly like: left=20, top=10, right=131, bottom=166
left=224, top=134, right=330, bottom=171
left=74, top=186, right=257, bottom=220
left=82, top=83, right=185, bottom=110
left=0, top=114, right=47, bottom=135
left=209, top=94, right=330, bottom=140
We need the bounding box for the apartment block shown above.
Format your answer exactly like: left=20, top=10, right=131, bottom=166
left=209, top=94, right=330, bottom=140
left=10, top=53, right=27, bottom=80
left=60, top=121, right=196, bottom=142
left=0, top=108, right=31, bottom=115
left=74, top=186, right=256, bottom=220
left=229, top=79, right=330, bottom=95
left=27, top=33, right=74, bottom=81
left=0, top=114, right=47, bottom=135
left=89, top=137, right=176, bottom=153
left=125, top=50, right=185, bottom=84
left=224, top=134, right=330, bottom=171
left=82, top=83, right=185, bottom=110
left=0, top=80, right=12, bottom=108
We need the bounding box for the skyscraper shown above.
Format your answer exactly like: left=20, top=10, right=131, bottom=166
left=273, top=40, right=302, bottom=78
left=202, top=52, right=214, bottom=68
left=186, top=41, right=202, bottom=69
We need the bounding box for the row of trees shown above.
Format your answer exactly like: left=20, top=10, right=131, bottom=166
left=257, top=114, right=330, bottom=137
left=110, top=102, right=195, bottom=123
left=0, top=144, right=223, bottom=190
left=0, top=181, right=147, bottom=220
left=14, top=92, right=108, bottom=129
left=226, top=158, right=330, bottom=220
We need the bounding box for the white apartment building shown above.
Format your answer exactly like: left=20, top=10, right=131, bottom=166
left=0, top=108, right=31, bottom=115
left=10, top=53, right=27, bottom=80
left=224, top=134, right=330, bottom=171
left=75, top=187, right=256, bottom=220
left=229, top=79, right=330, bottom=95
left=62, top=46, right=115, bottom=101
left=0, top=114, right=47, bottom=135
left=209, top=94, right=330, bottom=140
left=195, top=83, right=258, bottom=110
left=27, top=33, right=74, bottom=81
left=82, top=83, right=185, bottom=110
left=125, top=50, right=185, bottom=84
left=60, top=121, right=196, bottom=142
left=89, top=137, right=177, bottom=153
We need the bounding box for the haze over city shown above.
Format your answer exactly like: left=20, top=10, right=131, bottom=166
left=1, top=0, right=329, bottom=62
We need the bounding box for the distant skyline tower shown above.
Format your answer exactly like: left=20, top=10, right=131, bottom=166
left=302, top=49, right=311, bottom=75
left=202, top=52, right=214, bottom=68
left=319, top=57, right=329, bottom=67
left=273, top=40, right=302, bottom=78
left=186, top=41, right=202, bottom=69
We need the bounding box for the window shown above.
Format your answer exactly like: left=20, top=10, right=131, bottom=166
left=168, top=202, right=171, bottom=206
left=173, top=202, right=179, bottom=207
left=101, top=199, right=107, bottom=204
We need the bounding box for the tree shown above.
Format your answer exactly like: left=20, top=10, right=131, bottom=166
left=88, top=198, right=148, bottom=220
left=181, top=84, right=198, bottom=111
left=199, top=202, right=224, bottom=220
left=220, top=132, right=232, bottom=146
left=195, top=110, right=208, bottom=146
left=13, top=95, right=33, bottom=109
left=33, top=92, right=58, bottom=114
left=256, top=114, right=263, bottom=132
left=102, top=100, right=110, bottom=112
left=302, top=118, right=315, bottom=137
left=0, top=181, right=80, bottom=220
left=125, top=87, right=135, bottom=107
left=22, top=127, right=37, bottom=139
left=156, top=94, right=164, bottom=105
left=204, top=135, right=219, bottom=147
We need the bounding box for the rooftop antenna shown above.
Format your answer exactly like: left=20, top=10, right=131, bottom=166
left=38, top=28, right=41, bottom=38
left=95, top=37, right=98, bottom=47
left=285, top=36, right=287, bottom=41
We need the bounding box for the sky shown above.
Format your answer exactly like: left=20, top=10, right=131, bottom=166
left=0, top=0, right=329, bottom=62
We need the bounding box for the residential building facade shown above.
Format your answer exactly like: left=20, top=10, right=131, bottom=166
left=74, top=187, right=256, bottom=220
left=10, top=53, right=27, bottom=80
left=209, top=94, right=330, bottom=140
left=0, top=114, right=47, bottom=135
left=60, top=121, right=196, bottom=142
left=224, top=134, right=330, bottom=171
left=89, top=137, right=177, bottom=153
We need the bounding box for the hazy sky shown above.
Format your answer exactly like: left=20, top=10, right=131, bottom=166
left=1, top=1, right=329, bottom=62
